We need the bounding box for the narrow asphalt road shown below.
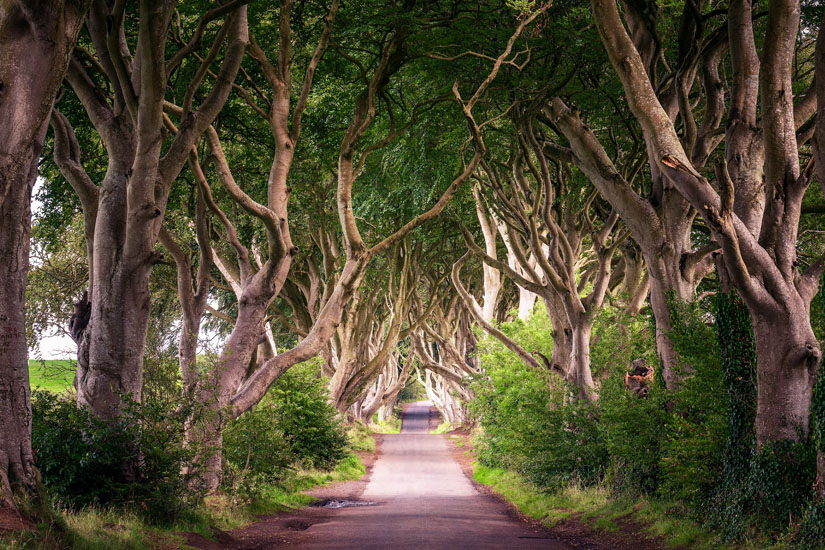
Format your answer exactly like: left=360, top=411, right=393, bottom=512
left=294, top=401, right=570, bottom=549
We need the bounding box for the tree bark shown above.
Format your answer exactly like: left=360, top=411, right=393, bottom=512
left=589, top=0, right=822, bottom=446
left=568, top=317, right=596, bottom=401
left=60, top=2, right=248, bottom=422
left=751, top=303, right=819, bottom=443
left=542, top=293, right=572, bottom=379
left=0, top=134, right=40, bottom=507
left=0, top=0, right=90, bottom=507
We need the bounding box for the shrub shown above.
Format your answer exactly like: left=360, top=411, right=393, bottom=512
left=268, top=360, right=348, bottom=469
left=31, top=390, right=203, bottom=524
left=659, top=296, right=727, bottom=507
left=598, top=376, right=669, bottom=496
left=221, top=359, right=348, bottom=500
left=470, top=308, right=608, bottom=489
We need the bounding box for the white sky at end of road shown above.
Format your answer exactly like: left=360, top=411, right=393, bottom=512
left=31, top=333, right=76, bottom=361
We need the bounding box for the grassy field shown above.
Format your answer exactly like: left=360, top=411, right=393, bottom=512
left=28, top=359, right=76, bottom=393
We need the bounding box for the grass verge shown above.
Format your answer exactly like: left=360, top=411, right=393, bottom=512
left=369, top=417, right=401, bottom=434
left=470, top=462, right=798, bottom=550
left=430, top=421, right=453, bottom=434
left=1, top=435, right=371, bottom=550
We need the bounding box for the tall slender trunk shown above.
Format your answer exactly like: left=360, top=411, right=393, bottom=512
left=543, top=294, right=572, bottom=376
left=195, top=298, right=270, bottom=491
left=0, top=0, right=90, bottom=505
left=517, top=286, right=537, bottom=320
left=568, top=319, right=597, bottom=401
left=648, top=273, right=695, bottom=389
left=0, top=135, right=41, bottom=505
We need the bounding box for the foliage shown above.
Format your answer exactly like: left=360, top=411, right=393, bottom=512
left=470, top=309, right=609, bottom=489
left=659, top=296, right=727, bottom=507
left=30, top=391, right=204, bottom=524
left=0, top=449, right=370, bottom=550
left=598, top=376, right=669, bottom=496
left=472, top=460, right=723, bottom=549
left=590, top=303, right=656, bottom=380
left=222, top=360, right=348, bottom=501
left=397, top=378, right=427, bottom=403
left=471, top=290, right=825, bottom=547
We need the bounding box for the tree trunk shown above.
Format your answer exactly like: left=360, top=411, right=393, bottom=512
left=517, top=286, right=537, bottom=320
left=0, top=0, right=90, bottom=506
left=752, top=307, right=820, bottom=444
left=195, top=299, right=270, bottom=491
left=77, top=257, right=152, bottom=417
left=0, top=138, right=40, bottom=506
left=73, top=146, right=150, bottom=417
left=543, top=294, right=572, bottom=376
left=569, top=319, right=597, bottom=401
left=649, top=275, right=695, bottom=390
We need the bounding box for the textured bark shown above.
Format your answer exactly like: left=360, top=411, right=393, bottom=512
left=0, top=0, right=90, bottom=506
left=466, top=127, right=626, bottom=401
left=752, top=307, right=819, bottom=442
left=546, top=99, right=711, bottom=389
left=590, top=0, right=822, bottom=445
left=474, top=187, right=502, bottom=322
left=499, top=221, right=538, bottom=320
left=0, top=135, right=40, bottom=507
left=58, top=2, right=249, bottom=421
left=542, top=292, right=572, bottom=378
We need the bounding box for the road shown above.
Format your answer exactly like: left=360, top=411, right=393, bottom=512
left=293, top=401, right=570, bottom=549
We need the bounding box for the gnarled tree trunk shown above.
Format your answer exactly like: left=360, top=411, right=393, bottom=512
left=0, top=0, right=89, bottom=507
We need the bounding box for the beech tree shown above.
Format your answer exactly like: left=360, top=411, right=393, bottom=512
left=147, top=0, right=546, bottom=490
left=460, top=108, right=631, bottom=400
left=0, top=0, right=90, bottom=507
left=522, top=2, right=726, bottom=389
left=576, top=0, right=822, bottom=447
left=412, top=290, right=479, bottom=424
left=51, top=0, right=248, bottom=423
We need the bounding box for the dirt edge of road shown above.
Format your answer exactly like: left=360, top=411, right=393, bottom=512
left=446, top=427, right=688, bottom=550
left=174, top=434, right=383, bottom=550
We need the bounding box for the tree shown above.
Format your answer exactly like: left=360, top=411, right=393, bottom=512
left=0, top=0, right=90, bottom=508
left=51, top=0, right=248, bottom=424
left=584, top=0, right=822, bottom=446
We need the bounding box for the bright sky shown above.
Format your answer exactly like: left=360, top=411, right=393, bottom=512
left=32, top=333, right=76, bottom=360
left=28, top=179, right=226, bottom=361
left=29, top=178, right=76, bottom=360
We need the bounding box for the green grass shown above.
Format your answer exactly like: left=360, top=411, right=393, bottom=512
left=28, top=360, right=75, bottom=393
left=470, top=463, right=756, bottom=550
left=207, top=452, right=367, bottom=531
left=470, top=461, right=801, bottom=549
left=369, top=414, right=401, bottom=434
left=0, top=450, right=369, bottom=550
left=430, top=420, right=453, bottom=434
left=347, top=424, right=377, bottom=451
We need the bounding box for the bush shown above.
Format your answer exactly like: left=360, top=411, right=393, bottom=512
left=268, top=360, right=348, bottom=469
left=222, top=360, right=348, bottom=499
left=598, top=376, right=669, bottom=495
left=469, top=294, right=825, bottom=546
left=659, top=296, right=727, bottom=507
left=31, top=390, right=203, bottom=524
left=470, top=308, right=609, bottom=489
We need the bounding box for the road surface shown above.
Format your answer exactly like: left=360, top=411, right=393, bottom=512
left=294, top=401, right=569, bottom=549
